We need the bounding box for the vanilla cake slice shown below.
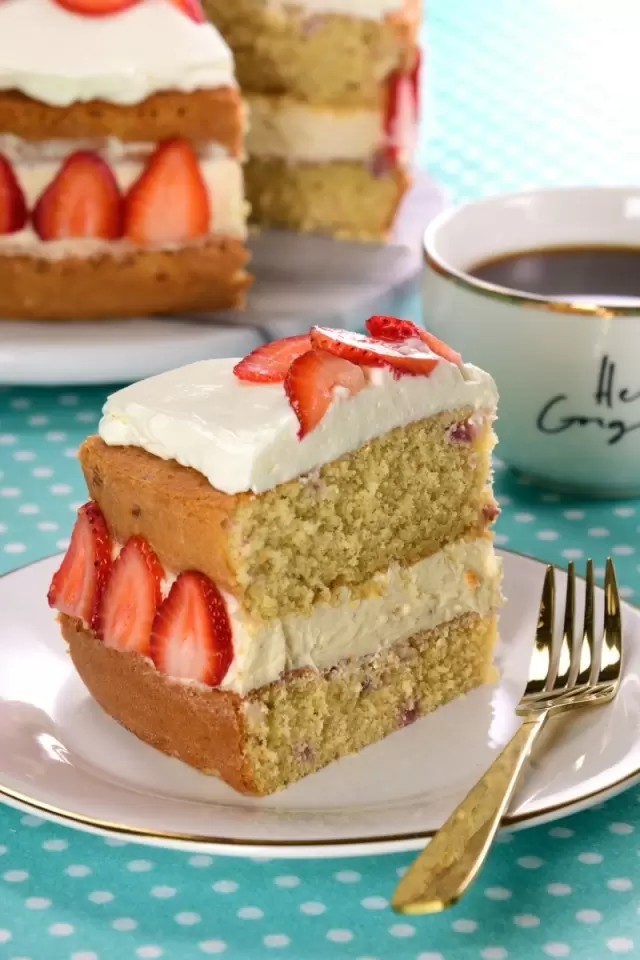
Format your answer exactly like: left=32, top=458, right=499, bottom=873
left=48, top=316, right=502, bottom=795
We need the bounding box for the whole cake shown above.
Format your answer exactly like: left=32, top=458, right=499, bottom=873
left=0, top=0, right=251, bottom=320
left=205, top=0, right=421, bottom=240
left=48, top=317, right=502, bottom=795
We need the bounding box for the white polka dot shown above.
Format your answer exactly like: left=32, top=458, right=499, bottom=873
left=199, top=941, right=227, bottom=955
left=3, top=870, right=28, bottom=882
left=497, top=495, right=511, bottom=506
left=562, top=549, right=583, bottom=560
left=175, top=912, right=201, bottom=925
left=607, top=877, right=632, bottom=891
left=17, top=504, right=40, bottom=517
left=327, top=929, right=354, bottom=942
left=48, top=923, right=75, bottom=937
left=212, top=880, right=238, bottom=894
left=588, top=527, right=610, bottom=537
left=361, top=896, right=388, bottom=910
left=518, top=856, right=544, bottom=869
left=59, top=394, right=79, bottom=406
left=88, top=891, right=114, bottom=904
left=493, top=457, right=505, bottom=469
left=614, top=506, right=635, bottom=517
left=13, top=451, right=36, bottom=461
left=417, top=954, right=445, bottom=960
left=11, top=397, right=30, bottom=409
left=0, top=845, right=6, bottom=855
left=32, top=467, right=53, bottom=478
left=28, top=416, right=48, bottom=427
left=50, top=483, right=72, bottom=495
left=71, top=953, right=98, bottom=960
left=188, top=856, right=212, bottom=868
left=396, top=865, right=408, bottom=875
left=103, top=838, right=127, bottom=847
left=64, top=447, right=79, bottom=458
left=0, top=434, right=16, bottom=444
left=515, top=512, right=535, bottom=523
left=237, top=907, right=263, bottom=920
left=452, top=919, right=477, bottom=933
left=494, top=533, right=509, bottom=545
left=612, top=545, right=634, bottom=556
left=0, top=929, right=11, bottom=943
left=578, top=852, right=603, bottom=864
left=549, top=827, right=574, bottom=838
left=151, top=886, right=176, bottom=899
left=46, top=431, right=66, bottom=442
left=25, top=897, right=51, bottom=910
left=609, top=822, right=634, bottom=835
left=56, top=538, right=70, bottom=550
left=0, top=523, right=6, bottom=534
left=250, top=856, right=272, bottom=864
left=481, top=949, right=508, bottom=960
left=543, top=944, right=570, bottom=957
left=1, top=488, right=20, bottom=497
left=65, top=865, right=92, bottom=878
left=334, top=870, right=361, bottom=883
left=136, top=948, right=164, bottom=959
left=112, top=918, right=137, bottom=932
left=619, top=586, right=634, bottom=598
left=43, top=839, right=68, bottom=851
left=20, top=815, right=43, bottom=827
left=389, top=924, right=415, bottom=938
left=607, top=939, right=634, bottom=953
left=547, top=883, right=572, bottom=896
left=37, top=521, right=58, bottom=532
left=299, top=902, right=326, bottom=915
left=513, top=914, right=540, bottom=927
left=485, top=886, right=512, bottom=900
left=263, top=935, right=290, bottom=948
left=274, top=876, right=300, bottom=888
left=564, top=510, right=585, bottom=520
left=3, top=543, right=25, bottom=554
left=76, top=411, right=97, bottom=423
left=537, top=530, right=560, bottom=541
left=126, top=859, right=153, bottom=872
left=576, top=909, right=602, bottom=923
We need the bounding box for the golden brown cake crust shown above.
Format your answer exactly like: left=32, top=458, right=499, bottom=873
left=0, top=238, right=252, bottom=320
left=0, top=89, right=245, bottom=156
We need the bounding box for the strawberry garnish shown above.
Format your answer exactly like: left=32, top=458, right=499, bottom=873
left=233, top=335, right=312, bottom=383
left=365, top=315, right=462, bottom=365
left=309, top=326, right=439, bottom=378
left=167, top=0, right=206, bottom=22
left=33, top=151, right=123, bottom=241
left=96, top=536, right=163, bottom=654
left=124, top=139, right=209, bottom=245
left=47, top=502, right=112, bottom=628
left=52, top=0, right=140, bottom=16
left=0, top=154, right=27, bottom=235
left=150, top=572, right=233, bottom=686
left=284, top=349, right=366, bottom=439
left=384, top=49, right=421, bottom=165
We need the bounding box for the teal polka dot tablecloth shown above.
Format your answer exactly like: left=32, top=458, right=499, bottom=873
left=2, top=1, right=640, bottom=958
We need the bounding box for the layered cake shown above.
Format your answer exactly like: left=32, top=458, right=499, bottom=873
left=0, top=0, right=251, bottom=320
left=205, top=0, right=421, bottom=239
left=48, top=317, right=502, bottom=795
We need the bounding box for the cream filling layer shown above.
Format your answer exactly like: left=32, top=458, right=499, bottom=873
left=0, top=138, right=247, bottom=258
left=222, top=537, right=501, bottom=694
left=0, top=0, right=235, bottom=107
left=246, top=95, right=382, bottom=163
left=270, top=0, right=406, bottom=20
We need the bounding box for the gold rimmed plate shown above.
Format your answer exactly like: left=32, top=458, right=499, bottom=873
left=0, top=551, right=639, bottom=859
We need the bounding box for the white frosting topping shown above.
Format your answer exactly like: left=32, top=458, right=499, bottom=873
left=0, top=0, right=235, bottom=107
left=99, top=355, right=498, bottom=495
left=246, top=95, right=382, bottom=163
left=224, top=538, right=502, bottom=694
left=273, top=0, right=405, bottom=19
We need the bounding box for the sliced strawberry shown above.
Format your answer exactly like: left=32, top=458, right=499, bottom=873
left=150, top=571, right=233, bottom=686
left=52, top=0, right=140, bottom=16
left=383, top=48, right=421, bottom=165
left=284, top=349, right=366, bottom=439
left=167, top=0, right=206, bottom=22
left=33, top=151, right=123, bottom=241
left=47, top=502, right=112, bottom=628
left=365, top=315, right=462, bottom=365
left=233, top=335, right=312, bottom=383
left=0, top=154, right=28, bottom=235
left=124, top=139, right=209, bottom=245
left=96, top=536, right=163, bottom=654
left=309, top=326, right=439, bottom=378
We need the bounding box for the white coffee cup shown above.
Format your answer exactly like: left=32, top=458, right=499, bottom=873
left=422, top=186, right=640, bottom=498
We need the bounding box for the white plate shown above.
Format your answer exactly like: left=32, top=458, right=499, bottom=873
left=0, top=172, right=445, bottom=386
left=0, top=550, right=638, bottom=859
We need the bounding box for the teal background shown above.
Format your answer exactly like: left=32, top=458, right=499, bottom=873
left=1, top=0, right=639, bottom=956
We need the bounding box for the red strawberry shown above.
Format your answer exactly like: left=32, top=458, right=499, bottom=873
left=33, top=151, right=123, bottom=241
left=124, top=139, right=209, bottom=245
left=233, top=335, right=312, bottom=383
left=47, top=502, right=112, bottom=628
left=96, top=536, right=164, bottom=654
left=0, top=155, right=28, bottom=235
left=309, top=326, right=439, bottom=378
left=150, top=572, right=233, bottom=686
left=365, top=315, right=462, bottom=365
left=384, top=48, right=421, bottom=165
left=284, top=349, right=366, bottom=439
left=166, top=0, right=206, bottom=22
left=52, top=0, right=140, bottom=15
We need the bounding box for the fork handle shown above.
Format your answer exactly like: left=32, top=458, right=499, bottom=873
left=391, top=713, right=548, bottom=915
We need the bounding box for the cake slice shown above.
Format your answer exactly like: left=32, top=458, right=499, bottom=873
left=48, top=317, right=502, bottom=795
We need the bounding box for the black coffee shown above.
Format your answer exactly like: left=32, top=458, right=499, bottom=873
left=469, top=245, right=640, bottom=305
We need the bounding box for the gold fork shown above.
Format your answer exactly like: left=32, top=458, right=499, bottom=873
left=392, top=558, right=623, bottom=915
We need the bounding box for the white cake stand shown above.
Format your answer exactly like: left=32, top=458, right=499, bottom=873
left=0, top=171, right=446, bottom=386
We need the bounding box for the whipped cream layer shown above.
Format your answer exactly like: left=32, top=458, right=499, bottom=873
left=223, top=537, right=501, bottom=694
left=285, top=0, right=406, bottom=19
left=100, top=355, right=498, bottom=495
left=0, top=138, right=246, bottom=259
left=0, top=0, right=234, bottom=107
left=246, top=95, right=382, bottom=163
